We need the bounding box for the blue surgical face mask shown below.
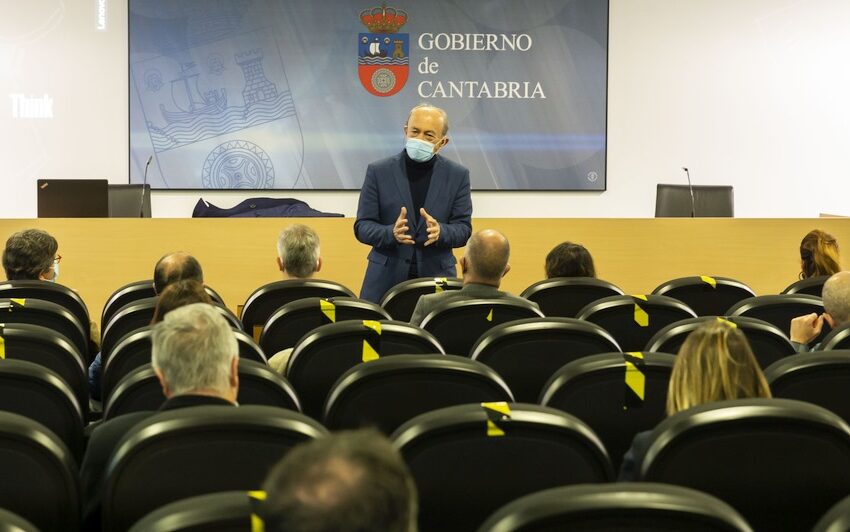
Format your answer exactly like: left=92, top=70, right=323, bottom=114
left=405, top=137, right=436, bottom=163
left=51, top=259, right=59, bottom=282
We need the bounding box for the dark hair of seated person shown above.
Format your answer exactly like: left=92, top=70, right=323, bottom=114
left=544, top=241, right=596, bottom=278
left=150, top=279, right=213, bottom=324
left=799, top=229, right=840, bottom=280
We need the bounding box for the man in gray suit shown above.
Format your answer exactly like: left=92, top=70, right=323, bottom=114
left=410, top=229, right=537, bottom=325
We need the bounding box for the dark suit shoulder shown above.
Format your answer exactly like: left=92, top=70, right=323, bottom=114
left=368, top=152, right=405, bottom=172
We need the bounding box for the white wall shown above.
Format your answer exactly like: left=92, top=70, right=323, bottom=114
left=4, top=0, right=850, bottom=218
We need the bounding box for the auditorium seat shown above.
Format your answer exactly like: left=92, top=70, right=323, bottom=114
left=104, top=361, right=301, bottom=419
left=0, top=508, right=39, bottom=532
left=813, top=493, right=850, bottom=532
left=651, top=275, right=756, bottom=317
left=420, top=299, right=544, bottom=356
left=782, top=275, right=830, bottom=297
left=639, top=398, right=850, bottom=532
left=576, top=295, right=697, bottom=352
left=380, top=277, right=464, bottom=321
left=259, top=297, right=390, bottom=355
left=726, top=294, right=826, bottom=345
left=286, top=320, right=444, bottom=418
left=540, top=352, right=675, bottom=471
left=0, top=323, right=88, bottom=417
left=765, top=351, right=850, bottom=424
left=323, top=354, right=513, bottom=433
left=476, top=483, right=754, bottom=532
left=240, top=279, right=355, bottom=340
left=392, top=403, right=613, bottom=532
left=644, top=316, right=796, bottom=368
left=0, top=412, right=80, bottom=532
left=520, top=277, right=624, bottom=318
left=102, top=405, right=326, bottom=531
left=0, top=298, right=88, bottom=363
left=101, top=280, right=225, bottom=328
left=0, top=359, right=84, bottom=462
left=469, top=317, right=621, bottom=402
left=128, top=491, right=261, bottom=532
left=818, top=323, right=850, bottom=350
left=0, top=279, right=91, bottom=348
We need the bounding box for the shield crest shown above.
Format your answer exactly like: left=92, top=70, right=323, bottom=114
left=358, top=33, right=409, bottom=97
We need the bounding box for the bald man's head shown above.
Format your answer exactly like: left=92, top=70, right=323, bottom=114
left=823, top=271, right=850, bottom=326
left=462, top=229, right=510, bottom=285
left=153, top=252, right=204, bottom=294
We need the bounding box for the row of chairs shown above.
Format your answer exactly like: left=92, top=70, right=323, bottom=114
left=4, top=398, right=850, bottom=531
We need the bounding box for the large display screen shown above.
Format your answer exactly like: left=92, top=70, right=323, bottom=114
left=129, top=0, right=608, bottom=190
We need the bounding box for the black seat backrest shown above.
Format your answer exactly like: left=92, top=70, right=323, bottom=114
left=420, top=298, right=544, bottom=356
left=324, top=354, right=514, bottom=433
left=470, top=317, right=621, bottom=402
left=782, top=275, right=829, bottom=297
left=726, top=294, right=826, bottom=345
left=241, top=279, right=355, bottom=340
left=102, top=328, right=268, bottom=404
left=652, top=276, right=756, bottom=317
left=102, top=280, right=225, bottom=327
left=540, top=352, right=675, bottom=471
left=127, top=490, right=260, bottom=532
left=520, top=277, right=624, bottom=318
left=393, top=403, right=613, bottom=532
left=101, top=297, right=157, bottom=363
left=380, top=277, right=464, bottom=321
left=103, top=405, right=327, bottom=531
left=819, top=323, right=850, bottom=351
left=813, top=492, right=850, bottom=532
left=0, top=323, right=87, bottom=415
left=0, top=411, right=80, bottom=532
left=287, top=320, right=444, bottom=418
left=645, top=316, right=796, bottom=369
left=476, top=482, right=754, bottom=532
left=0, top=507, right=39, bottom=532
left=259, top=297, right=390, bottom=354
left=640, top=398, right=850, bottom=532
left=765, top=351, right=850, bottom=425
left=0, top=280, right=90, bottom=344
left=576, top=295, right=697, bottom=352
left=105, top=362, right=301, bottom=420
left=0, top=359, right=84, bottom=463
left=0, top=298, right=87, bottom=361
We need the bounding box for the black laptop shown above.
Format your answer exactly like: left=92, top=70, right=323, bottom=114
left=37, top=179, right=110, bottom=218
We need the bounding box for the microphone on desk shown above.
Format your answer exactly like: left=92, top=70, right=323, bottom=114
left=682, top=166, right=695, bottom=218
left=139, top=155, right=153, bottom=218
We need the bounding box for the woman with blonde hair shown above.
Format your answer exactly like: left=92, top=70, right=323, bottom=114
left=618, top=320, right=771, bottom=480
left=799, top=229, right=840, bottom=280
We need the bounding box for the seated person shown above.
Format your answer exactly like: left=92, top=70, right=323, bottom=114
left=409, top=229, right=537, bottom=326
left=544, top=241, right=596, bottom=278
left=260, top=429, right=418, bottom=532
left=790, top=271, right=850, bottom=351
left=799, top=229, right=840, bottom=280
left=150, top=279, right=213, bottom=323
left=618, top=319, right=771, bottom=481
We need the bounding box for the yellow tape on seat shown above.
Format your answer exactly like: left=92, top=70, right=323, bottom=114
left=252, top=325, right=262, bottom=343
left=247, top=491, right=267, bottom=532
left=700, top=276, right=717, bottom=289
left=632, top=295, right=649, bottom=327
left=0, top=336, right=4, bottom=359
left=486, top=309, right=493, bottom=322
left=624, top=352, right=645, bottom=401
left=482, top=402, right=511, bottom=437
left=361, top=320, right=381, bottom=362
left=320, top=299, right=336, bottom=323
left=716, top=316, right=737, bottom=328
left=9, top=298, right=25, bottom=307
left=434, top=277, right=448, bottom=293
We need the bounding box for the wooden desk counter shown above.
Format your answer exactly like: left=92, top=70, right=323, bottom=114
left=1, top=218, right=846, bottom=328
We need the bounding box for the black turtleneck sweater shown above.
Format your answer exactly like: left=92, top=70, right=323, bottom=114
left=404, top=150, right=436, bottom=224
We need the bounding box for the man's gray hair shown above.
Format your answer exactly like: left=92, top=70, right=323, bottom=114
left=152, top=303, right=237, bottom=395
left=824, top=271, right=850, bottom=326
left=408, top=103, right=449, bottom=136
left=277, top=224, right=321, bottom=279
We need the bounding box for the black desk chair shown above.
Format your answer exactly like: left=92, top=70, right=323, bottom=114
left=520, top=277, right=624, bottom=318
left=639, top=398, right=850, bottom=532
left=102, top=280, right=224, bottom=328
left=819, top=323, right=850, bottom=350
left=393, top=403, right=614, bottom=532
left=645, top=316, right=796, bottom=369
left=765, top=351, right=850, bottom=425
left=782, top=275, right=829, bottom=297
left=477, top=483, right=753, bottom=532
left=380, top=277, right=464, bottom=321
left=128, top=491, right=260, bottom=532
left=652, top=276, right=755, bottom=317
left=0, top=298, right=88, bottom=363
left=103, top=406, right=326, bottom=531
left=0, top=508, right=39, bottom=532
left=727, top=294, right=827, bottom=347
left=0, top=279, right=91, bottom=348
left=470, top=317, right=621, bottom=402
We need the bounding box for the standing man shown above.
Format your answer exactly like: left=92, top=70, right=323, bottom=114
left=355, top=103, right=472, bottom=303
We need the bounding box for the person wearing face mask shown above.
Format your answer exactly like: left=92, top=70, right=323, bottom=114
left=2, top=228, right=61, bottom=282
left=355, top=103, right=473, bottom=303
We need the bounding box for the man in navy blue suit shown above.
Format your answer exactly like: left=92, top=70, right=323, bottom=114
left=355, top=104, right=473, bottom=303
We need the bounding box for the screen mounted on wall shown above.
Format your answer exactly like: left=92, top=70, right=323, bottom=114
left=129, top=0, right=608, bottom=190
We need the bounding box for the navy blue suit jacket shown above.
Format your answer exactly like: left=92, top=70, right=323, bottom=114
left=355, top=151, right=472, bottom=303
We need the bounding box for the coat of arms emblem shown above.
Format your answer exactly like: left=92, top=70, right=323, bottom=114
left=358, top=5, right=409, bottom=97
